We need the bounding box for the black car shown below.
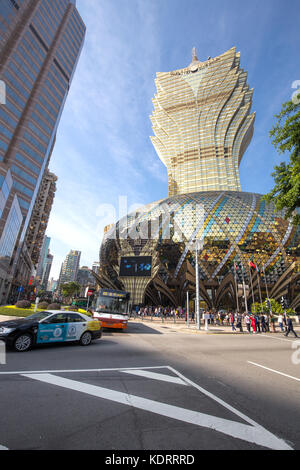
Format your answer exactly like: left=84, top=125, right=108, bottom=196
left=0, top=310, right=102, bottom=352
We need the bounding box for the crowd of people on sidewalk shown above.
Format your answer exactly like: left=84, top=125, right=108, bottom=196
left=132, top=305, right=299, bottom=337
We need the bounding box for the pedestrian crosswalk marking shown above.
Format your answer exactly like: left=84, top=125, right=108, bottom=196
left=22, top=368, right=292, bottom=450
left=122, top=369, right=188, bottom=385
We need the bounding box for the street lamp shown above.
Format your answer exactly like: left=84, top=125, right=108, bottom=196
left=193, top=238, right=203, bottom=330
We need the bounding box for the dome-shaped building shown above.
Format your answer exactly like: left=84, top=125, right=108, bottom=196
left=98, top=191, right=299, bottom=311
left=96, top=48, right=300, bottom=311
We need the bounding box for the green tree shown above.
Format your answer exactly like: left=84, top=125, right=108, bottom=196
left=251, top=302, right=263, bottom=314
left=61, top=282, right=81, bottom=300
left=263, top=93, right=300, bottom=226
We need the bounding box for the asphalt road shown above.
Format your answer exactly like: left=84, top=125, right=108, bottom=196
left=0, top=321, right=299, bottom=451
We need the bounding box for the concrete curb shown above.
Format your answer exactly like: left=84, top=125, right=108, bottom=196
left=129, top=319, right=300, bottom=336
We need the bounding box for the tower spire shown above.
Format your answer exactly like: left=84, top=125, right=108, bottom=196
left=192, top=47, right=198, bottom=62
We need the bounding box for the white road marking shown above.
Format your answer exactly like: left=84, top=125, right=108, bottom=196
left=259, top=334, right=297, bottom=343
left=22, top=371, right=292, bottom=450
left=0, top=365, right=170, bottom=376
left=0, top=444, right=8, bottom=450
left=248, top=361, right=300, bottom=382
left=122, top=369, right=188, bottom=385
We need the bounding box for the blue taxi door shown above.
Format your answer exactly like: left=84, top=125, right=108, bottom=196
left=37, top=313, right=69, bottom=344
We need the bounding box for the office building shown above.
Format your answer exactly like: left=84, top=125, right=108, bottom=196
left=40, top=249, right=53, bottom=290
left=25, top=170, right=57, bottom=269
left=0, top=0, right=85, bottom=302
left=58, top=249, right=81, bottom=288
left=76, top=265, right=96, bottom=296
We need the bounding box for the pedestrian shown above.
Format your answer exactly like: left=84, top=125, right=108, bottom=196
left=230, top=312, right=236, bottom=331
left=260, top=314, right=266, bottom=333
left=250, top=314, right=257, bottom=333
left=278, top=313, right=284, bottom=332
left=284, top=316, right=298, bottom=338
left=270, top=315, right=276, bottom=333
left=245, top=313, right=251, bottom=333
left=283, top=313, right=287, bottom=332
left=265, top=314, right=270, bottom=332
left=255, top=314, right=261, bottom=333
left=236, top=313, right=243, bottom=332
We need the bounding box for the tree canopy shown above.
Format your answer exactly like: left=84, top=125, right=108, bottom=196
left=263, top=93, right=300, bottom=226
left=61, top=281, right=81, bottom=298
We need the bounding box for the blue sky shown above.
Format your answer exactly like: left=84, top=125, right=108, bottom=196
left=46, top=0, right=300, bottom=279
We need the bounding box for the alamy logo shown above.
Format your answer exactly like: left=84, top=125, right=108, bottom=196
left=0, top=80, right=6, bottom=105
left=291, top=81, right=300, bottom=105
left=0, top=340, right=6, bottom=365
left=291, top=340, right=300, bottom=365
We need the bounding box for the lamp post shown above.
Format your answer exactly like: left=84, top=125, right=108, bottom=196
left=187, top=290, right=189, bottom=328
left=193, top=238, right=203, bottom=330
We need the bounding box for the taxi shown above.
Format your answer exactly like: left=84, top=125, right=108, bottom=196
left=0, top=310, right=102, bottom=352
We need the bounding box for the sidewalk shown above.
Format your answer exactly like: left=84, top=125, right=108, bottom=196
left=0, top=315, right=20, bottom=322
left=129, top=317, right=300, bottom=335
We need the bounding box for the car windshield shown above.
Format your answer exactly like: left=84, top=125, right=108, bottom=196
left=24, top=311, right=51, bottom=322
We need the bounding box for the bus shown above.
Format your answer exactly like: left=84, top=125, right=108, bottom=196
left=72, top=298, right=88, bottom=309
left=93, top=289, right=130, bottom=330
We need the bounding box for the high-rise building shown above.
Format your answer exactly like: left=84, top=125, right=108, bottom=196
left=76, top=265, right=96, bottom=296
left=150, top=47, right=255, bottom=196
left=35, top=234, right=50, bottom=280
left=25, top=169, right=57, bottom=268
left=92, top=261, right=100, bottom=274
left=0, top=0, right=85, bottom=302
left=40, top=249, right=53, bottom=291
left=47, top=277, right=57, bottom=292
left=58, top=249, right=81, bottom=288
left=98, top=48, right=299, bottom=312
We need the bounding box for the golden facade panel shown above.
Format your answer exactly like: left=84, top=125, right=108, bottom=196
left=150, top=47, right=255, bottom=196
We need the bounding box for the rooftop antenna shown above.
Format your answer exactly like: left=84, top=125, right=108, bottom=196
left=192, top=47, right=199, bottom=62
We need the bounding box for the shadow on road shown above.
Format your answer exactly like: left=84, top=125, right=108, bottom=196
left=125, top=322, right=162, bottom=335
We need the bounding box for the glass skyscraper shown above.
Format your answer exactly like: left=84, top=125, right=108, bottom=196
left=151, top=48, right=255, bottom=196
left=0, top=0, right=85, bottom=302
left=58, top=249, right=81, bottom=289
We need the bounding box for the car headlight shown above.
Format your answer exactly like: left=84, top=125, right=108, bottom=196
left=0, top=327, right=16, bottom=335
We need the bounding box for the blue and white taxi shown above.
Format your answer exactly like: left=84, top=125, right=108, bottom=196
left=0, top=310, right=102, bottom=352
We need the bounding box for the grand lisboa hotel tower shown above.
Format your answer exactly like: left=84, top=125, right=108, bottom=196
left=97, top=47, right=300, bottom=312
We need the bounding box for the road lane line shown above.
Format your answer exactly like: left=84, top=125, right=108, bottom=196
left=259, top=334, right=298, bottom=343
left=248, top=361, right=300, bottom=382
left=0, top=444, right=8, bottom=450
left=22, top=372, right=292, bottom=450
left=0, top=365, right=170, bottom=376
left=122, top=369, right=188, bottom=385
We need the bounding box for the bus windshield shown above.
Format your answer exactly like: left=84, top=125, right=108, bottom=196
left=96, top=295, right=128, bottom=315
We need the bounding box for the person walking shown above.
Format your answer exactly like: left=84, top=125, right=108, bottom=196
left=260, top=314, right=266, bottom=333
left=284, top=316, right=298, bottom=338
left=283, top=313, right=287, bottom=332
left=245, top=313, right=251, bottom=333
left=236, top=313, right=243, bottom=332
left=278, top=313, right=284, bottom=332
left=265, top=314, right=270, bottom=332
left=230, top=312, right=236, bottom=331
left=250, top=314, right=257, bottom=333
left=270, top=315, right=276, bottom=333
left=255, top=314, right=261, bottom=333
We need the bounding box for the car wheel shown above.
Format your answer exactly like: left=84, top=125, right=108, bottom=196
left=14, top=333, right=32, bottom=352
left=80, top=331, right=92, bottom=346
